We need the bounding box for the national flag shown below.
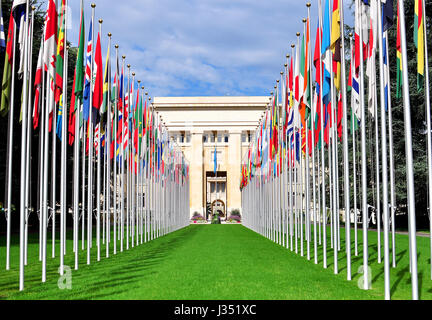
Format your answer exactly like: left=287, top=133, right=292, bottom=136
left=43, top=0, right=57, bottom=82
left=14, top=0, right=26, bottom=79
left=56, top=94, right=63, bottom=139
left=213, top=145, right=217, bottom=174
left=83, top=20, right=93, bottom=121
left=12, top=1, right=26, bottom=25
left=330, top=0, right=341, bottom=52
left=68, top=3, right=85, bottom=145
left=396, top=3, right=402, bottom=99
left=331, top=0, right=342, bottom=92
left=366, top=0, right=377, bottom=118
left=0, top=1, right=6, bottom=50
left=55, top=0, right=66, bottom=104
left=382, top=0, right=394, bottom=32
left=92, top=31, right=103, bottom=126
left=102, top=41, right=111, bottom=115
left=33, top=39, right=43, bottom=129
left=414, top=0, right=424, bottom=91
left=0, top=11, right=15, bottom=117
left=350, top=47, right=361, bottom=121
left=321, top=0, right=332, bottom=106
left=118, top=66, right=124, bottom=112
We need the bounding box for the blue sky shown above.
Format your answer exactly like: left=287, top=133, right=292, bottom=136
left=65, top=0, right=354, bottom=98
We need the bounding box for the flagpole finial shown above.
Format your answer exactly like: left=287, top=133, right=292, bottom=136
left=280, top=71, right=284, bottom=75
left=99, top=19, right=103, bottom=24
left=291, top=44, right=295, bottom=48
left=122, top=55, right=126, bottom=60
left=115, top=45, right=119, bottom=49
left=349, top=32, right=353, bottom=38
left=270, top=92, right=273, bottom=96
left=32, top=6, right=36, bottom=11
left=132, top=72, right=136, bottom=77
left=142, top=86, right=145, bottom=90
left=108, top=33, right=112, bottom=37
left=306, top=3, right=311, bottom=8
left=284, top=64, right=287, bottom=67
left=138, top=80, right=141, bottom=84
left=276, top=81, right=279, bottom=84
left=302, top=18, right=306, bottom=23
left=127, top=64, right=131, bottom=69
left=145, top=92, right=148, bottom=96
left=91, top=3, right=96, bottom=8
left=286, top=54, right=289, bottom=59
left=296, top=32, right=300, bottom=37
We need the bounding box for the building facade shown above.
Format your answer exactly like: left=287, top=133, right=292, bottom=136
left=153, top=96, right=268, bottom=219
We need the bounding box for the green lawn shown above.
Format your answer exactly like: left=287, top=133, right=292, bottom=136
left=0, top=224, right=430, bottom=300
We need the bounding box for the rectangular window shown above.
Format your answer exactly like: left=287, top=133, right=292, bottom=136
left=203, top=135, right=208, bottom=143
left=186, top=134, right=191, bottom=143
left=224, top=135, right=229, bottom=143
left=241, top=134, right=246, bottom=143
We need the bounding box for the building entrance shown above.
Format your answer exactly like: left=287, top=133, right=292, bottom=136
left=206, top=172, right=227, bottom=220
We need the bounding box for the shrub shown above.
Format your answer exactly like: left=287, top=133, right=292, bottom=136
left=231, top=209, right=241, bottom=217
left=211, top=212, right=222, bottom=224
left=228, top=215, right=241, bottom=222
left=191, top=212, right=205, bottom=221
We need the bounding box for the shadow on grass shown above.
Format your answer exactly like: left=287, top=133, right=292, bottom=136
left=5, top=226, right=201, bottom=300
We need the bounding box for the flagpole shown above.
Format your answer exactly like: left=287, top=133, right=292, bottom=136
left=145, top=91, right=149, bottom=243
left=4, top=16, right=17, bottom=272
left=24, top=6, right=35, bottom=267
left=306, top=3, right=317, bottom=264
left=317, top=0, right=327, bottom=268
left=327, top=0, right=337, bottom=274
left=339, top=0, right=351, bottom=280
left=73, top=43, right=81, bottom=273
left=51, top=66, right=57, bottom=261
left=72, top=28, right=80, bottom=265
left=19, top=0, right=31, bottom=290
left=131, top=72, right=136, bottom=247
left=106, top=31, right=112, bottom=258
left=95, top=19, right=104, bottom=262
left=357, top=0, right=369, bottom=290
left=120, top=55, right=125, bottom=252
left=136, top=80, right=141, bottom=245
left=60, top=0, right=69, bottom=275
left=87, top=3, right=96, bottom=265
left=141, top=86, right=145, bottom=244
left=37, top=37, right=46, bottom=263
left=376, top=0, right=391, bottom=299
left=126, top=63, right=131, bottom=249
left=113, top=43, right=119, bottom=255
left=420, top=0, right=432, bottom=280
left=302, top=18, right=311, bottom=261
left=398, top=0, right=419, bottom=300
left=349, top=33, right=359, bottom=257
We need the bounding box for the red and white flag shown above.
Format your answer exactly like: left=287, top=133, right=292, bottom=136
left=33, top=39, right=43, bottom=129
left=43, top=0, right=57, bottom=80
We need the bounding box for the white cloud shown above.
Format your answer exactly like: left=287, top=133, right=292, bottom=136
left=65, top=0, right=353, bottom=97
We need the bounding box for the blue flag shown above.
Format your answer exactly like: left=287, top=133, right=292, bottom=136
left=83, top=20, right=93, bottom=121
left=0, top=2, right=5, bottom=50
left=213, top=146, right=217, bottom=174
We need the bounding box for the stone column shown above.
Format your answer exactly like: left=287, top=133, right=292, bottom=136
left=227, top=131, right=242, bottom=216
left=190, top=130, right=204, bottom=217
